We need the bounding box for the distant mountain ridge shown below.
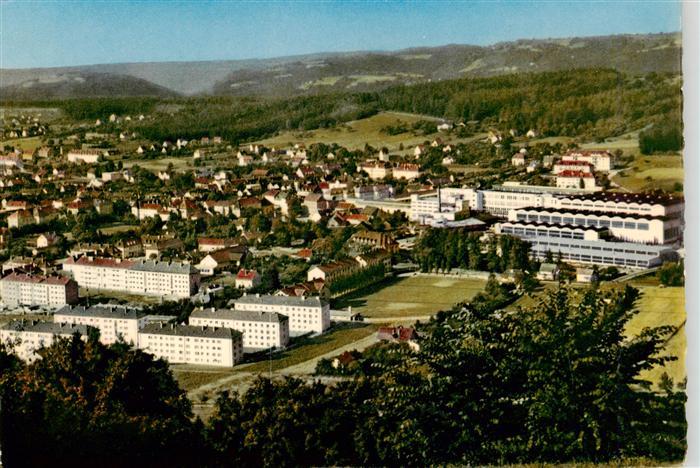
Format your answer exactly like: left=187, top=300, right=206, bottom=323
left=0, top=32, right=681, bottom=100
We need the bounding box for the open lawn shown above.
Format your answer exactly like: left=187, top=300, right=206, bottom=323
left=253, top=111, right=483, bottom=153
left=625, top=286, right=686, bottom=389
left=244, top=322, right=378, bottom=373
left=0, top=136, right=44, bottom=152
left=613, top=154, right=683, bottom=193
left=335, top=274, right=486, bottom=319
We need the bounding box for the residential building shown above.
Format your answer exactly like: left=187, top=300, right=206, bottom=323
left=392, top=163, right=421, bottom=180
left=562, top=150, right=612, bottom=171
left=556, top=170, right=597, bottom=190
left=235, top=269, right=261, bottom=289
left=138, top=323, right=243, bottom=367
left=198, top=237, right=239, bottom=253
left=63, top=256, right=200, bottom=299
left=196, top=246, right=247, bottom=276
left=189, top=307, right=289, bottom=351
left=142, top=234, right=184, bottom=258
left=232, top=294, right=330, bottom=335
left=67, top=149, right=105, bottom=164
left=0, top=320, right=91, bottom=362
left=0, top=273, right=79, bottom=307
left=53, top=304, right=147, bottom=345
left=537, top=263, right=560, bottom=281
left=359, top=161, right=391, bottom=180
left=350, top=230, right=399, bottom=253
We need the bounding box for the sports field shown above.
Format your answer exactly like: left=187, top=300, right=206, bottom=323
left=335, top=274, right=487, bottom=320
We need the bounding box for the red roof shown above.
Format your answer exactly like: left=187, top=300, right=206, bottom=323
left=2, top=272, right=73, bottom=285
left=236, top=269, right=258, bottom=280
left=556, top=160, right=592, bottom=166
left=64, top=256, right=134, bottom=269
left=297, top=248, right=313, bottom=258
left=377, top=326, right=418, bottom=342
left=558, top=170, right=594, bottom=178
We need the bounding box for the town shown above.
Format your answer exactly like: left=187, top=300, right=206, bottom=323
left=0, top=108, right=684, bottom=373
left=0, top=6, right=689, bottom=463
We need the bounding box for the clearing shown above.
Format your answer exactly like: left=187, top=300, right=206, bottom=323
left=253, top=111, right=479, bottom=153
left=334, top=274, right=487, bottom=320
left=613, top=154, right=683, bottom=193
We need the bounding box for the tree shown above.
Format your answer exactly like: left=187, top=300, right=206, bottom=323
left=0, top=335, right=204, bottom=467
left=658, top=261, right=684, bottom=286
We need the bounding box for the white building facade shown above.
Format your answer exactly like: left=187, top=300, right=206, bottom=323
left=232, top=294, right=330, bottom=335
left=0, top=273, right=79, bottom=307
left=189, top=308, right=290, bottom=351
left=138, top=323, right=243, bottom=367
left=53, top=304, right=148, bottom=345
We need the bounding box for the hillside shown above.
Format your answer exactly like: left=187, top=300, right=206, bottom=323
left=0, top=32, right=681, bottom=99
left=0, top=72, right=178, bottom=100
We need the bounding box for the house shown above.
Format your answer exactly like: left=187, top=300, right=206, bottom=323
left=511, top=153, right=526, bottom=167
left=377, top=326, right=420, bottom=351
left=350, top=230, right=399, bottom=253
left=537, top=263, right=560, bottom=281
left=67, top=149, right=105, bottom=164
left=196, top=246, right=247, bottom=276
left=562, top=150, right=613, bottom=172
left=392, top=163, right=421, bottom=180
left=198, top=237, right=239, bottom=253
left=36, top=232, right=60, bottom=249
left=359, top=161, right=391, bottom=181
left=142, top=234, right=184, bottom=258
left=437, top=122, right=453, bottom=132
left=7, top=209, right=35, bottom=229
left=235, top=269, right=261, bottom=289
left=414, top=145, right=425, bottom=158
left=576, top=268, right=598, bottom=283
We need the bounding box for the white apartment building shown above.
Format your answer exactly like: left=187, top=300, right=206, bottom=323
left=138, top=323, right=243, bottom=367
left=232, top=294, right=330, bottom=335
left=0, top=273, right=79, bottom=307
left=189, top=307, right=290, bottom=351
left=53, top=304, right=148, bottom=345
left=556, top=171, right=597, bottom=190
left=562, top=150, right=612, bottom=171
left=63, top=256, right=200, bottom=299
left=0, top=320, right=91, bottom=362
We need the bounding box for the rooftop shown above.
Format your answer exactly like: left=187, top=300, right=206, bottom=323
left=140, top=322, right=242, bottom=339
left=2, top=319, right=91, bottom=335
left=54, top=304, right=147, bottom=320
left=190, top=307, right=288, bottom=323
left=233, top=293, right=326, bottom=308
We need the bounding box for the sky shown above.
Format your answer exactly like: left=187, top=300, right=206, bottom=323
left=0, top=1, right=682, bottom=69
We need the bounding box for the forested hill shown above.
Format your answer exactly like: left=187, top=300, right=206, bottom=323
left=0, top=32, right=681, bottom=99
left=123, top=68, right=680, bottom=144
left=0, top=72, right=178, bottom=100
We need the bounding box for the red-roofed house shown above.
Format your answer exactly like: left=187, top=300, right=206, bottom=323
left=235, top=269, right=261, bottom=289
left=377, top=325, right=420, bottom=351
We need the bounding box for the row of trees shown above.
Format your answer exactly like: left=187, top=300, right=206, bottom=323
left=414, top=229, right=532, bottom=273
left=1, top=281, right=685, bottom=466
left=327, top=262, right=387, bottom=295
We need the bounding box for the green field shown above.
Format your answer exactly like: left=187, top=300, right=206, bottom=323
left=335, top=275, right=487, bottom=319
left=625, top=286, right=686, bottom=388
left=253, top=111, right=482, bottom=153
left=244, top=322, right=378, bottom=373
left=510, top=284, right=685, bottom=389
left=613, top=154, right=683, bottom=192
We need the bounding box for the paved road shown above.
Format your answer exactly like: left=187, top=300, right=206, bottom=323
left=613, top=267, right=660, bottom=282
left=363, top=315, right=432, bottom=324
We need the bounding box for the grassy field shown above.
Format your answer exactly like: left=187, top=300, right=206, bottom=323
left=510, top=284, right=686, bottom=389
left=625, top=286, right=686, bottom=388
left=120, top=156, right=194, bottom=172
left=0, top=135, right=44, bottom=152
left=613, top=154, right=683, bottom=192
left=253, top=111, right=482, bottom=153
left=244, top=322, right=378, bottom=373
left=335, top=275, right=487, bottom=319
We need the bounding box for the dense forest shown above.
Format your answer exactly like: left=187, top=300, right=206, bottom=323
left=0, top=282, right=686, bottom=466
left=2, top=69, right=682, bottom=146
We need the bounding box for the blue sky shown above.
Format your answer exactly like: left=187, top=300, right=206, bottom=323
left=0, top=1, right=682, bottom=69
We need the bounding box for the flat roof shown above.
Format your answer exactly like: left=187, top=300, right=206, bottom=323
left=233, top=294, right=325, bottom=308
